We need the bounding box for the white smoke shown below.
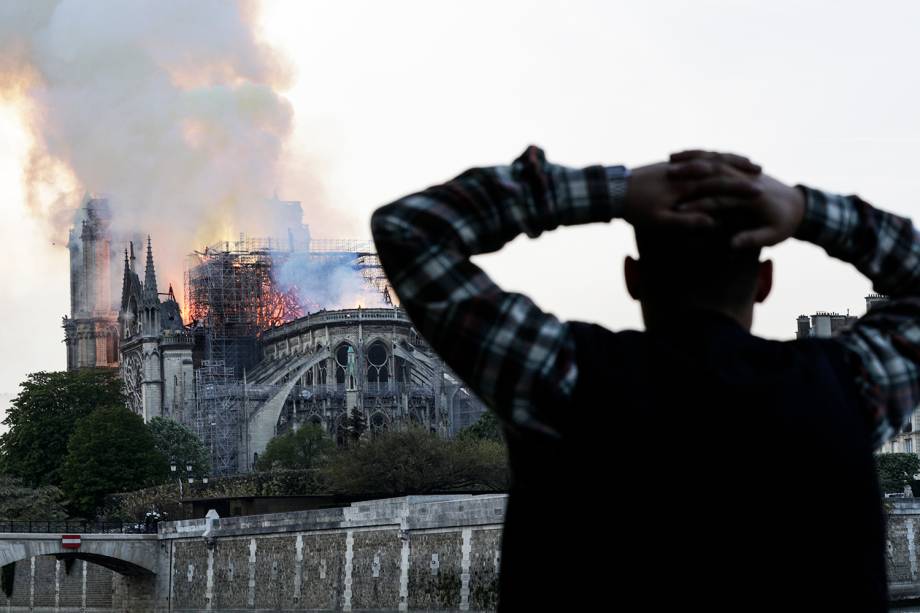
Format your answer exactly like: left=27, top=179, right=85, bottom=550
left=0, top=0, right=301, bottom=290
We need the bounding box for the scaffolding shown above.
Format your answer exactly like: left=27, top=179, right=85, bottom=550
left=184, top=234, right=392, bottom=474
left=194, top=360, right=243, bottom=476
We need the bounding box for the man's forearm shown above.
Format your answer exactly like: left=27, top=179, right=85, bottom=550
left=370, top=146, right=628, bottom=436
left=796, top=186, right=920, bottom=447
left=795, top=187, right=920, bottom=297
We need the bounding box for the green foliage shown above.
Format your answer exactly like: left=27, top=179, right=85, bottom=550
left=147, top=417, right=211, bottom=480
left=345, top=408, right=367, bottom=445
left=0, top=369, right=125, bottom=487
left=105, top=469, right=329, bottom=522
left=457, top=411, right=504, bottom=443
left=61, top=405, right=167, bottom=518
left=323, top=428, right=509, bottom=495
left=256, top=424, right=334, bottom=471
left=877, top=453, right=920, bottom=494
left=0, top=475, right=68, bottom=520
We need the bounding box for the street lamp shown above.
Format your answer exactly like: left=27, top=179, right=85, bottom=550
left=170, top=459, right=203, bottom=498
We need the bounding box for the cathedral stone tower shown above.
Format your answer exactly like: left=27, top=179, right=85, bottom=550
left=63, top=198, right=120, bottom=370
left=119, top=238, right=195, bottom=422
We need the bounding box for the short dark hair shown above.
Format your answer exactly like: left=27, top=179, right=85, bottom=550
left=634, top=224, right=762, bottom=309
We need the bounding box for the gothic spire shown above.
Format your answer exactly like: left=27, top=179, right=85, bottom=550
left=129, top=240, right=136, bottom=273
left=144, top=236, right=158, bottom=301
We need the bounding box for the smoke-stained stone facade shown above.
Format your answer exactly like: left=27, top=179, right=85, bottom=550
left=63, top=198, right=121, bottom=372
left=245, top=308, right=487, bottom=470
left=118, top=238, right=194, bottom=422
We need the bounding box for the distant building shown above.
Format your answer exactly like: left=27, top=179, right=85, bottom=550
left=801, top=294, right=915, bottom=458
left=795, top=312, right=858, bottom=339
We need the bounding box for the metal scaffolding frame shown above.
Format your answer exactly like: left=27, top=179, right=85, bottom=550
left=183, top=234, right=391, bottom=475
left=193, top=360, right=242, bottom=476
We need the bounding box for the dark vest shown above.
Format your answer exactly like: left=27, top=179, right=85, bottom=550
left=498, top=312, right=887, bottom=611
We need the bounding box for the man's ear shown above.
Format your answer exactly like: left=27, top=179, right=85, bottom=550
left=625, top=256, right=641, bottom=300
left=754, top=259, right=773, bottom=304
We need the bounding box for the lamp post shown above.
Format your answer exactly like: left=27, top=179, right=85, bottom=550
left=169, top=460, right=206, bottom=498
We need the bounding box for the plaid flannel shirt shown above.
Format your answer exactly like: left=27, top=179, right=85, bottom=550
left=371, top=146, right=920, bottom=448
left=796, top=187, right=920, bottom=447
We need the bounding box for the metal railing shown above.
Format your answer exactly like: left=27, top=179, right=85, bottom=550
left=0, top=520, right=158, bottom=534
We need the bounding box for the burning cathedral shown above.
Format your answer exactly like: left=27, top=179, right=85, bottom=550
left=64, top=196, right=486, bottom=476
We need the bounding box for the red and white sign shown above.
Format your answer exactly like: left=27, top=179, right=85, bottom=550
left=61, top=535, right=81, bottom=549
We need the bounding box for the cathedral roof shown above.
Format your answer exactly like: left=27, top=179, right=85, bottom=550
left=160, top=297, right=185, bottom=332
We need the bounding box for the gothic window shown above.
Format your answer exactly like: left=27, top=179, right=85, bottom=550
left=335, top=415, right=348, bottom=448
left=122, top=353, right=143, bottom=416
left=366, top=341, right=389, bottom=384
left=317, top=361, right=327, bottom=385
left=107, top=333, right=118, bottom=364
left=370, top=412, right=387, bottom=435
left=335, top=343, right=357, bottom=388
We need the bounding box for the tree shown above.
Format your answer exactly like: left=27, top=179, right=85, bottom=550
left=256, top=424, right=334, bottom=471
left=323, top=428, right=509, bottom=495
left=0, top=369, right=125, bottom=487
left=457, top=411, right=504, bottom=443
left=61, top=405, right=166, bottom=518
left=0, top=476, right=68, bottom=520
left=877, top=453, right=920, bottom=494
left=147, top=417, right=211, bottom=480
left=345, top=408, right=368, bottom=444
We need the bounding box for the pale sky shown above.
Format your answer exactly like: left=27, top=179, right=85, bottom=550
left=2, top=0, right=919, bottom=424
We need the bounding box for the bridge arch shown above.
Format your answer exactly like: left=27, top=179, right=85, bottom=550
left=0, top=534, right=158, bottom=576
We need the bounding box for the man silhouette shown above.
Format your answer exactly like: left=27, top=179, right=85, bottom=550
left=371, top=147, right=919, bottom=611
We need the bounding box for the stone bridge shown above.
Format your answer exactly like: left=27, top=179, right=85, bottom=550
left=0, top=532, right=160, bottom=576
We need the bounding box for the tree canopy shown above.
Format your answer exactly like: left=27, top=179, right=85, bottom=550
left=256, top=423, right=334, bottom=471
left=877, top=452, right=920, bottom=494
left=323, top=428, right=508, bottom=495
left=457, top=411, right=504, bottom=443
left=61, top=405, right=166, bottom=517
left=147, top=417, right=211, bottom=479
left=0, top=369, right=125, bottom=487
left=0, top=476, right=68, bottom=521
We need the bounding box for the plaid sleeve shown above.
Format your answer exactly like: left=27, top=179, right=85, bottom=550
left=797, top=186, right=920, bottom=448
left=371, top=146, right=629, bottom=438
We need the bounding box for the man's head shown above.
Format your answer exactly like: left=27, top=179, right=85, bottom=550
left=625, top=223, right=773, bottom=330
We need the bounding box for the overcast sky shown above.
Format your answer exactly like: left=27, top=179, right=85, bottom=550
left=2, top=0, right=919, bottom=425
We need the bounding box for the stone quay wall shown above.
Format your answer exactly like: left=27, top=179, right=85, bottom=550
left=2, top=494, right=507, bottom=612
left=161, top=494, right=506, bottom=612
left=9, top=496, right=920, bottom=610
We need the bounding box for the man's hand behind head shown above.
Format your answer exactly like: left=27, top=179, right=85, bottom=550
left=668, top=150, right=806, bottom=249
left=624, top=154, right=761, bottom=230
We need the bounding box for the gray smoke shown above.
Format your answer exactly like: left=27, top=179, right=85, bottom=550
left=273, top=252, right=389, bottom=312
left=0, top=0, right=301, bottom=290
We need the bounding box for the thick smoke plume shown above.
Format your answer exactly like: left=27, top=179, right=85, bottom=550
left=0, top=0, right=304, bottom=292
